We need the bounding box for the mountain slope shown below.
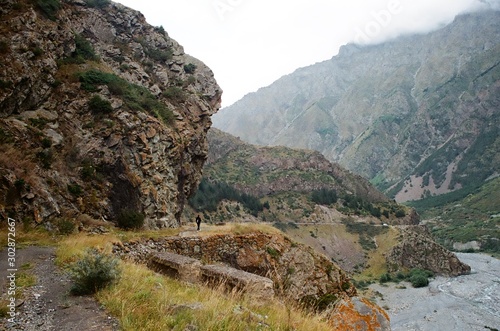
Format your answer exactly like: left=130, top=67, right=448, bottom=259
left=205, top=128, right=388, bottom=203
left=191, top=128, right=470, bottom=278
left=213, top=10, right=500, bottom=203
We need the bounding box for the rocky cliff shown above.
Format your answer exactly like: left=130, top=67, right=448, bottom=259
left=0, top=0, right=222, bottom=228
left=387, top=225, right=471, bottom=276
left=213, top=10, right=500, bottom=203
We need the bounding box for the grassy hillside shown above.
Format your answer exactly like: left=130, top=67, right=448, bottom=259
left=412, top=177, right=500, bottom=255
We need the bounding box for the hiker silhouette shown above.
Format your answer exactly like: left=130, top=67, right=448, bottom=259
left=195, top=215, right=201, bottom=231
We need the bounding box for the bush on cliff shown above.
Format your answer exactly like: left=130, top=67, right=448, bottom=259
left=117, top=209, right=145, bottom=230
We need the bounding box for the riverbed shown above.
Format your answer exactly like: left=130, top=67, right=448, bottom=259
left=369, top=253, right=500, bottom=331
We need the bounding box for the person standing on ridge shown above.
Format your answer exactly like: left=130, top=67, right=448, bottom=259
left=195, top=214, right=202, bottom=231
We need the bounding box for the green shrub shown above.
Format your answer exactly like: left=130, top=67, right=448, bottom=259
left=144, top=46, right=172, bottom=62
left=183, top=63, right=197, bottom=74
left=67, top=183, right=83, bottom=196
left=0, top=80, right=12, bottom=89
left=395, top=209, right=406, bottom=218
left=36, top=149, right=53, bottom=169
left=80, top=163, right=96, bottom=180
left=164, top=86, right=186, bottom=102
left=69, top=248, right=120, bottom=295
left=311, top=188, right=338, bottom=205
left=56, top=218, right=76, bottom=235
left=379, top=273, right=391, bottom=283
left=79, top=70, right=116, bottom=92
left=155, top=25, right=166, bottom=34
left=0, top=41, right=9, bottom=54
left=266, top=247, right=280, bottom=259
left=408, top=268, right=433, bottom=288
left=79, top=70, right=174, bottom=125
left=33, top=0, right=61, bottom=20
left=409, top=274, right=429, bottom=288
left=41, top=137, right=52, bottom=148
left=72, top=34, right=99, bottom=62
left=88, top=95, right=113, bottom=114
left=14, top=179, right=26, bottom=189
left=117, top=209, right=145, bottom=230
left=155, top=107, right=174, bottom=125
left=31, top=46, right=43, bottom=57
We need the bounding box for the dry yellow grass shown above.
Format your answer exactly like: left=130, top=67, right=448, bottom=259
left=96, top=261, right=332, bottom=331
left=0, top=226, right=57, bottom=248
left=192, top=222, right=283, bottom=237
left=356, top=226, right=399, bottom=280
left=55, top=232, right=121, bottom=265
left=55, top=226, right=335, bottom=331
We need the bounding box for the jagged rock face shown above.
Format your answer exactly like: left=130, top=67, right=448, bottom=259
left=0, top=0, right=221, bottom=227
left=387, top=225, right=471, bottom=276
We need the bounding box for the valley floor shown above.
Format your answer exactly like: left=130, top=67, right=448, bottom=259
left=369, top=253, right=500, bottom=331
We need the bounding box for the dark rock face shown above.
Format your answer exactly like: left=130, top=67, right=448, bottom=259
left=0, top=0, right=222, bottom=228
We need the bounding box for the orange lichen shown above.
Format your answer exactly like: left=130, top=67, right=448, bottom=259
left=328, top=296, right=390, bottom=331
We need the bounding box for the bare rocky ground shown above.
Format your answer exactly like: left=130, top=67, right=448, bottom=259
left=369, top=253, right=500, bottom=331
left=0, top=247, right=120, bottom=331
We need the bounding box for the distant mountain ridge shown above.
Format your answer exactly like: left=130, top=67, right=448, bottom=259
left=213, top=10, right=500, bottom=203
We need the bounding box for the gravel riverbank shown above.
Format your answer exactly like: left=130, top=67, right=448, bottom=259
left=369, top=253, right=500, bottom=331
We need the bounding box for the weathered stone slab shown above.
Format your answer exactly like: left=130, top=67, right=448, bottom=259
left=149, top=252, right=201, bottom=283
left=201, top=264, right=274, bottom=301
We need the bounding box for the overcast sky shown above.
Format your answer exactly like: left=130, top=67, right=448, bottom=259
left=115, top=0, right=499, bottom=107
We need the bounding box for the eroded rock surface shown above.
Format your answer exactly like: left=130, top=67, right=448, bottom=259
left=0, top=0, right=222, bottom=228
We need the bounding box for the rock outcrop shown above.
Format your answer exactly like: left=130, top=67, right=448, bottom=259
left=113, top=232, right=356, bottom=303
left=387, top=225, right=471, bottom=276
left=0, top=0, right=221, bottom=228
left=113, top=231, right=391, bottom=330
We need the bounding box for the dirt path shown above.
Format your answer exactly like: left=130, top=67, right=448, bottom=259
left=0, top=246, right=120, bottom=331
